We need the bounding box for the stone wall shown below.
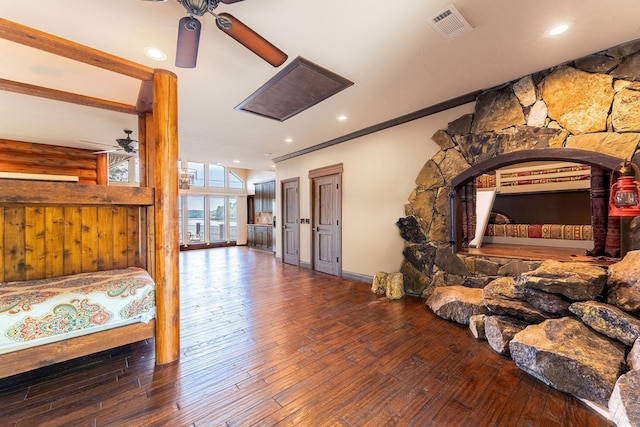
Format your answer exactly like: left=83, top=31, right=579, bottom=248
left=399, top=38, right=640, bottom=297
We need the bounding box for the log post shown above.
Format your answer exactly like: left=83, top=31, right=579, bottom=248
left=151, top=69, right=180, bottom=365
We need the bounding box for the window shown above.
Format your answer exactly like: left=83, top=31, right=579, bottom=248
left=209, top=196, right=226, bottom=242
left=209, top=164, right=225, bottom=188
left=186, top=196, right=205, bottom=244
left=228, top=171, right=243, bottom=189
left=178, top=161, right=245, bottom=247
left=188, top=162, right=205, bottom=187
left=108, top=155, right=139, bottom=185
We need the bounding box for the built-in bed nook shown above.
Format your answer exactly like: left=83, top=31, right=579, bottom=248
left=0, top=18, right=180, bottom=378
left=452, top=149, right=625, bottom=263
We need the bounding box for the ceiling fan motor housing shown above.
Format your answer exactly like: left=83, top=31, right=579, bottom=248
left=178, top=0, right=218, bottom=16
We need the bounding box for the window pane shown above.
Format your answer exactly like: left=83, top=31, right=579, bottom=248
left=209, top=196, right=225, bottom=242
left=209, top=164, right=225, bottom=188
left=186, top=196, right=205, bottom=243
left=108, top=158, right=129, bottom=183
left=228, top=197, right=237, bottom=241
left=188, top=162, right=205, bottom=187
left=178, top=197, right=183, bottom=244
left=228, top=171, right=244, bottom=189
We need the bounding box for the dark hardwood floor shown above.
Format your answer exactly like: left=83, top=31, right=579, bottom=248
left=0, top=247, right=613, bottom=426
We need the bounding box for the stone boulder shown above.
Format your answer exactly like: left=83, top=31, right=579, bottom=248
left=485, top=315, right=528, bottom=356
left=517, top=260, right=607, bottom=301
left=629, top=339, right=640, bottom=371
left=569, top=301, right=640, bottom=346
left=371, top=272, right=405, bottom=300
left=483, top=276, right=571, bottom=323
left=607, top=250, right=640, bottom=313
left=609, top=370, right=640, bottom=427
left=396, top=216, right=427, bottom=244
left=426, top=286, right=488, bottom=325
left=509, top=317, right=626, bottom=406
left=371, top=272, right=387, bottom=296
left=539, top=66, right=614, bottom=134
left=469, top=314, right=487, bottom=340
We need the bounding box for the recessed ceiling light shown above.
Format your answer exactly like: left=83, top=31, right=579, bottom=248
left=232, top=160, right=240, bottom=164
left=271, top=164, right=276, bottom=168
left=143, top=47, right=167, bottom=61
left=337, top=115, right=348, bottom=121
left=547, top=23, right=571, bottom=37
left=284, top=138, right=293, bottom=143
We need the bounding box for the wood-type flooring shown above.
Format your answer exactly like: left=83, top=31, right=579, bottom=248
left=0, top=247, right=614, bottom=426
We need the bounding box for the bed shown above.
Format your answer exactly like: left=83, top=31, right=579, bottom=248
left=473, top=162, right=594, bottom=249
left=0, top=267, right=155, bottom=355
left=0, top=18, right=179, bottom=378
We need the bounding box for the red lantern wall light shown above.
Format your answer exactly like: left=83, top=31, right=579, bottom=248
left=609, top=160, right=640, bottom=217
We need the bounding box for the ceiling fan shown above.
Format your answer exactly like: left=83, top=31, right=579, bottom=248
left=85, top=130, right=138, bottom=155
left=145, top=0, right=288, bottom=68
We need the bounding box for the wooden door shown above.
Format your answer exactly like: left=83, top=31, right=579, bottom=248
left=312, top=173, right=341, bottom=276
left=282, top=178, right=299, bottom=265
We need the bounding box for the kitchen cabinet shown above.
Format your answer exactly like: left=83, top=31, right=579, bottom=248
left=254, top=180, right=275, bottom=213
left=247, top=224, right=272, bottom=251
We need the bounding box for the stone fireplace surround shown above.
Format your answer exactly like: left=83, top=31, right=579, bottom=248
left=396, top=39, right=640, bottom=423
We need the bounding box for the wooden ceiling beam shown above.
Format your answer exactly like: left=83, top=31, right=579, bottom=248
left=0, top=78, right=138, bottom=115
left=0, top=18, right=154, bottom=82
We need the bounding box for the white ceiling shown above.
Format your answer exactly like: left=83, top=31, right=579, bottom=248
left=1, top=0, right=640, bottom=171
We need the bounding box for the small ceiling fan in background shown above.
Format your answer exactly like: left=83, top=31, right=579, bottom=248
left=145, top=0, right=288, bottom=68
left=83, top=130, right=138, bottom=155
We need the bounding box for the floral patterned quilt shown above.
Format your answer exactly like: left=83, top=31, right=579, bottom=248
left=0, top=267, right=155, bottom=354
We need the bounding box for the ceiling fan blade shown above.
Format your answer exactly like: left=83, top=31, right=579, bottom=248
left=216, top=13, right=287, bottom=67
left=176, top=16, right=202, bottom=68
left=219, top=0, right=245, bottom=3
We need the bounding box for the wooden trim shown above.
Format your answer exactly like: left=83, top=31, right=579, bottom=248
left=0, top=78, right=138, bottom=115
left=308, top=163, right=344, bottom=179
left=0, top=180, right=154, bottom=206
left=273, top=91, right=480, bottom=163
left=0, top=320, right=155, bottom=379
left=0, top=18, right=154, bottom=82
left=451, top=148, right=623, bottom=188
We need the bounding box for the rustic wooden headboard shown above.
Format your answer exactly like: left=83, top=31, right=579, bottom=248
left=0, top=180, right=154, bottom=283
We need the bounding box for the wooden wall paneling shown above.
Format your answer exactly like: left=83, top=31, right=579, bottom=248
left=97, top=207, right=114, bottom=270
left=112, top=207, right=129, bottom=269
left=25, top=207, right=46, bottom=280
left=63, top=206, right=82, bottom=276
left=45, top=206, right=65, bottom=278
left=4, top=207, right=26, bottom=282
left=0, top=139, right=100, bottom=184
left=81, top=207, right=99, bottom=272
left=127, top=206, right=141, bottom=268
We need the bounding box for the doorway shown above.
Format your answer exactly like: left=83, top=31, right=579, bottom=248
left=309, top=164, right=343, bottom=276
left=281, top=178, right=300, bottom=266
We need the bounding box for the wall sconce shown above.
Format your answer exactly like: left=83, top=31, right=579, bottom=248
left=179, top=168, right=196, bottom=190
left=609, top=160, right=640, bottom=217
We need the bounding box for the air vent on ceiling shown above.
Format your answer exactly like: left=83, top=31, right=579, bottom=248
left=427, top=4, right=473, bottom=41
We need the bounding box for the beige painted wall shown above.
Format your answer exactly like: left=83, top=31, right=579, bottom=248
left=275, top=103, right=475, bottom=280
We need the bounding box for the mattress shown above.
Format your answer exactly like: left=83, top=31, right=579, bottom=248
left=485, top=224, right=593, bottom=240
left=0, top=267, right=155, bottom=354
